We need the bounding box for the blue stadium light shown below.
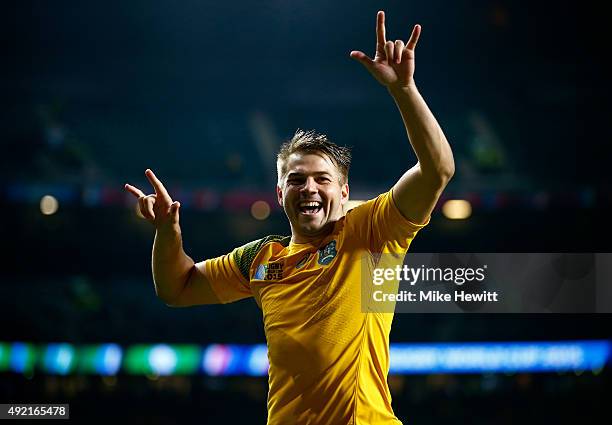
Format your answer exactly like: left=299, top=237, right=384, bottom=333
left=149, top=344, right=178, bottom=376
left=97, top=344, right=123, bottom=375
left=76, top=344, right=123, bottom=375
left=42, top=343, right=76, bottom=375
left=389, top=340, right=611, bottom=374
left=246, top=344, right=269, bottom=376
left=202, top=344, right=265, bottom=376
left=9, top=342, right=36, bottom=374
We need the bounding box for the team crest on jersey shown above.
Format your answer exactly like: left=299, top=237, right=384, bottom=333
left=317, top=240, right=337, bottom=266
left=254, top=264, right=266, bottom=280
left=254, top=262, right=284, bottom=280
left=295, top=254, right=311, bottom=270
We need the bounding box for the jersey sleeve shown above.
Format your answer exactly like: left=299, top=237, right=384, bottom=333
left=202, top=235, right=290, bottom=304
left=202, top=240, right=259, bottom=304
left=345, top=189, right=430, bottom=254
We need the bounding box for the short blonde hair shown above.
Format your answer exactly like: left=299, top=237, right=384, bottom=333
left=276, top=129, right=352, bottom=184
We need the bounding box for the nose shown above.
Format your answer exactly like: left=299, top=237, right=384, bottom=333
left=300, top=177, right=318, bottom=195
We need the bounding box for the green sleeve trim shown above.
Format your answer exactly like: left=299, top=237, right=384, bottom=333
left=233, top=235, right=291, bottom=281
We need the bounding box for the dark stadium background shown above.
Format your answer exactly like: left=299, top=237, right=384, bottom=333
left=1, top=0, right=609, bottom=423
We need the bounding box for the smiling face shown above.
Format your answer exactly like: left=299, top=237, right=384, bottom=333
left=277, top=152, right=349, bottom=243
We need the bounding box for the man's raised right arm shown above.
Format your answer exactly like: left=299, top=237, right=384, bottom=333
left=125, top=169, right=220, bottom=307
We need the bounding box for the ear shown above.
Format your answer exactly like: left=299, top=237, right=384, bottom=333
left=340, top=183, right=349, bottom=205
left=276, top=185, right=283, bottom=207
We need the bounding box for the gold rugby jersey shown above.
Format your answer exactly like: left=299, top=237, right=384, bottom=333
left=203, top=189, right=428, bottom=425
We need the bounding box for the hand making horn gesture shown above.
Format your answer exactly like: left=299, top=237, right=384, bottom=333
left=350, top=11, right=421, bottom=90
left=124, top=169, right=181, bottom=230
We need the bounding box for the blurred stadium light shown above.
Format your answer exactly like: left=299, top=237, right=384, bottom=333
left=5, top=182, right=598, bottom=213
left=442, top=199, right=472, bottom=220
left=2, top=340, right=609, bottom=376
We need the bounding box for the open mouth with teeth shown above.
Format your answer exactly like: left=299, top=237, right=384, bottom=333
left=298, top=201, right=323, bottom=215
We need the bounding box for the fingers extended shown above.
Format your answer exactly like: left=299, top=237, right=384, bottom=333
left=125, top=183, right=145, bottom=198
left=350, top=50, right=374, bottom=70
left=406, top=24, right=421, bottom=50
left=376, top=11, right=386, bottom=48
left=145, top=169, right=171, bottom=201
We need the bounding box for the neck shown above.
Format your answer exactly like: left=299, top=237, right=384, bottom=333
left=291, top=220, right=337, bottom=245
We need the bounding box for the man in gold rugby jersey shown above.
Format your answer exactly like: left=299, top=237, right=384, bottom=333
left=125, top=11, right=454, bottom=425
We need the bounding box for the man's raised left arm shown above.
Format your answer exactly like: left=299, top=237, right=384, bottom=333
left=351, top=11, right=455, bottom=224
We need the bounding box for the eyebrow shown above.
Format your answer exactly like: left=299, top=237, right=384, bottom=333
left=286, top=171, right=333, bottom=178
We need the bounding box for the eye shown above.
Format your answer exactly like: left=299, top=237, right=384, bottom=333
left=317, top=176, right=331, bottom=184
left=287, top=177, right=304, bottom=185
